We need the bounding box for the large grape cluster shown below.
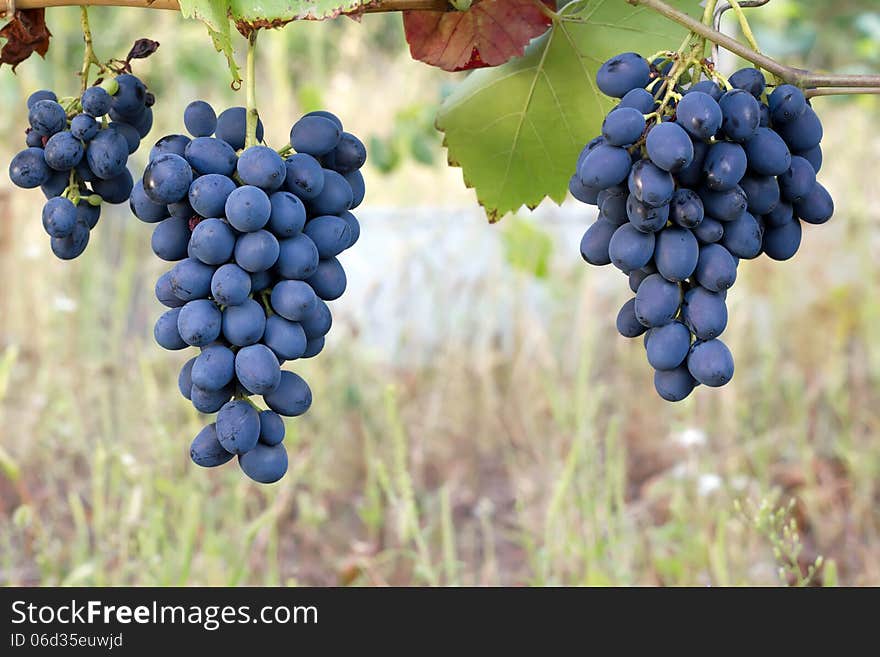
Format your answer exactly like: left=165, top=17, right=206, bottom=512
left=7, top=75, right=155, bottom=259
left=573, top=52, right=833, bottom=401
left=133, top=102, right=365, bottom=483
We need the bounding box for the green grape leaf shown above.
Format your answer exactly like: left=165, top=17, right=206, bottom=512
left=178, top=0, right=241, bottom=83
left=435, top=0, right=699, bottom=222
left=178, top=1, right=374, bottom=81
left=227, top=0, right=372, bottom=27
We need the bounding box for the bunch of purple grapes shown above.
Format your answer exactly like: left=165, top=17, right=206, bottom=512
left=573, top=52, right=833, bottom=401
left=133, top=103, right=364, bottom=483
left=7, top=75, right=155, bottom=259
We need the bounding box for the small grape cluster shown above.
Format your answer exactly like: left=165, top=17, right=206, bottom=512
left=573, top=52, right=833, bottom=401
left=7, top=75, right=155, bottom=259
left=133, top=103, right=365, bottom=483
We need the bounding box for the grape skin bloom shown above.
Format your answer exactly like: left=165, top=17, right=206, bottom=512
left=132, top=106, right=366, bottom=483
left=568, top=58, right=834, bottom=401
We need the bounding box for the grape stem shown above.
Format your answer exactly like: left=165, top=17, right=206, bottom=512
left=244, top=30, right=259, bottom=150
left=242, top=396, right=263, bottom=412
left=63, top=169, right=80, bottom=204
left=724, top=0, right=761, bottom=54
left=645, top=33, right=698, bottom=124
left=79, top=6, right=103, bottom=94
left=258, top=290, right=274, bottom=317
left=701, top=0, right=719, bottom=28
left=711, top=1, right=769, bottom=66
left=806, top=87, right=880, bottom=98
left=627, top=0, right=880, bottom=92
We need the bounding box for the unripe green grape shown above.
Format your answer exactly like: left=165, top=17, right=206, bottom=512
left=101, top=77, right=119, bottom=96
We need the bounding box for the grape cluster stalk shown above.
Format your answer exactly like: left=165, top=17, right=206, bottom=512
left=135, top=103, right=365, bottom=483
left=573, top=51, right=832, bottom=401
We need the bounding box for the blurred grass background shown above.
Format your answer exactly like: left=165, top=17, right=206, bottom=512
left=0, top=2, right=879, bottom=586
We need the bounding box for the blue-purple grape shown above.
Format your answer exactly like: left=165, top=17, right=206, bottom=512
left=596, top=52, right=651, bottom=98
left=687, top=339, right=734, bottom=387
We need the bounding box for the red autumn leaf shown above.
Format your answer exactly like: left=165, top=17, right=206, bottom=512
left=403, top=0, right=553, bottom=73
left=0, top=9, right=52, bottom=71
